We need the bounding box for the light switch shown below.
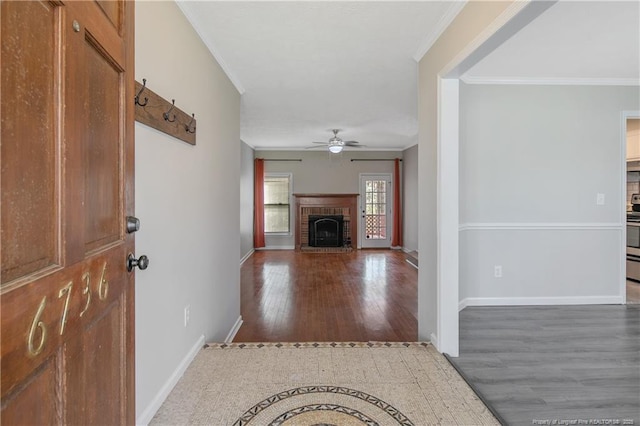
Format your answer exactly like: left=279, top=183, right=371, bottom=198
left=596, top=193, right=605, bottom=205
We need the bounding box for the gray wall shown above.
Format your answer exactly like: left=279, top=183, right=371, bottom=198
left=402, top=144, right=419, bottom=252
left=459, top=84, right=638, bottom=303
left=240, top=141, right=255, bottom=261
left=135, top=2, right=241, bottom=421
left=256, top=150, right=402, bottom=248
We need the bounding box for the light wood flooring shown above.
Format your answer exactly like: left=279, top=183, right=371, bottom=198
left=449, top=305, right=640, bottom=426
left=234, top=249, right=418, bottom=342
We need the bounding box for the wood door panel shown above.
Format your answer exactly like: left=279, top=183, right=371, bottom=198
left=1, top=0, right=60, bottom=284
left=0, top=356, right=59, bottom=425
left=0, top=245, right=129, bottom=398
left=65, top=298, right=124, bottom=425
left=75, top=1, right=126, bottom=69
left=95, top=0, right=122, bottom=34
left=84, top=34, right=122, bottom=253
left=83, top=301, right=124, bottom=425
left=1, top=0, right=135, bottom=422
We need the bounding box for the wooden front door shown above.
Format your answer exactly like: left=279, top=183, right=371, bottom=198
left=1, top=1, right=135, bottom=424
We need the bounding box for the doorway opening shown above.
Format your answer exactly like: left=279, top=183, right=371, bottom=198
left=626, top=115, right=640, bottom=304
left=359, top=174, right=393, bottom=248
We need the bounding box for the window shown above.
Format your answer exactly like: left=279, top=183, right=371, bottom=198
left=264, top=173, right=291, bottom=233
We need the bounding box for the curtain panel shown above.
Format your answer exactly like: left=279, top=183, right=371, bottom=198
left=253, top=158, right=266, bottom=248
left=391, top=158, right=403, bottom=247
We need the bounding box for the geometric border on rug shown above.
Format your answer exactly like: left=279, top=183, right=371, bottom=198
left=271, top=403, right=376, bottom=425
left=232, top=385, right=414, bottom=426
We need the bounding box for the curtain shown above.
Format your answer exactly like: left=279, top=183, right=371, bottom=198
left=253, top=158, right=266, bottom=248
left=391, top=158, right=403, bottom=247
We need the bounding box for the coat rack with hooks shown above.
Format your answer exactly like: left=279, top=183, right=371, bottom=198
left=134, top=79, right=196, bottom=145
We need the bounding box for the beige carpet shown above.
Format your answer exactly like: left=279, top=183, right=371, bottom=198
left=151, top=342, right=498, bottom=426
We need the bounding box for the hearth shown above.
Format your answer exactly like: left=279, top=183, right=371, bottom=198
left=293, top=193, right=358, bottom=250
left=308, top=215, right=344, bottom=247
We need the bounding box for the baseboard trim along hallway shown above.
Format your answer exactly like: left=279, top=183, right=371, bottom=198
left=240, top=250, right=254, bottom=266
left=225, top=316, right=243, bottom=343
left=136, top=335, right=205, bottom=426
left=458, top=295, right=623, bottom=311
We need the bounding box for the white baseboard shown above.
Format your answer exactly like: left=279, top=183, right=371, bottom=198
left=459, top=295, right=624, bottom=311
left=136, top=334, right=205, bottom=426
left=225, top=316, right=243, bottom=343
left=240, top=249, right=254, bottom=266
left=405, top=259, right=418, bottom=270
left=458, top=298, right=469, bottom=311
left=430, top=333, right=438, bottom=351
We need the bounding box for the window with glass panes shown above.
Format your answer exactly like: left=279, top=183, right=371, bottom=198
left=264, top=174, right=291, bottom=233
left=364, top=179, right=387, bottom=239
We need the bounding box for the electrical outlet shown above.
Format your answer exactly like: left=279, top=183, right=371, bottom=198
left=494, top=265, right=503, bottom=278
left=596, top=193, right=605, bottom=205
left=184, top=305, right=190, bottom=327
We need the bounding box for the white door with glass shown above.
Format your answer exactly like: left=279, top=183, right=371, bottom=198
left=360, top=174, right=393, bottom=248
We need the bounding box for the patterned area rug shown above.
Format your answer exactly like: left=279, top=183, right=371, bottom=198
left=151, top=342, right=498, bottom=425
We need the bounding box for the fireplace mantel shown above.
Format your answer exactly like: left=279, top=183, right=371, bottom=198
left=293, top=193, right=359, bottom=250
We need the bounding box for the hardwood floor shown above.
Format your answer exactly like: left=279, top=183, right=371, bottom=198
left=448, top=305, right=640, bottom=426
left=234, top=249, right=418, bottom=342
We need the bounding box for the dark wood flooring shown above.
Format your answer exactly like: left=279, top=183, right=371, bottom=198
left=234, top=249, right=418, bottom=342
left=449, top=305, right=640, bottom=426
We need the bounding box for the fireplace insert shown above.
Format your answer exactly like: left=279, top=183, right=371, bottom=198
left=308, top=215, right=344, bottom=247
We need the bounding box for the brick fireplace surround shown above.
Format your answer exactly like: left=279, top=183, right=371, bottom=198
left=293, top=194, right=359, bottom=250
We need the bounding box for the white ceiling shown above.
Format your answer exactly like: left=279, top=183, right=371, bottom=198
left=463, top=1, right=640, bottom=84
left=177, top=1, right=640, bottom=151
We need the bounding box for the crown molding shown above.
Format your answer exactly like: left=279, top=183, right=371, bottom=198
left=402, top=142, right=418, bottom=151
left=254, top=147, right=404, bottom=152
left=460, top=76, right=640, bottom=86
left=413, top=1, right=467, bottom=62
left=241, top=139, right=256, bottom=150
left=176, top=1, right=246, bottom=95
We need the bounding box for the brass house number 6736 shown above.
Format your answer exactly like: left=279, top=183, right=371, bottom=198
left=26, top=262, right=109, bottom=357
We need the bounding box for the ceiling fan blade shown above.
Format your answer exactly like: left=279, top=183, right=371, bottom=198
left=343, top=141, right=360, bottom=146
left=312, top=141, right=330, bottom=145
left=346, top=144, right=366, bottom=148
left=305, top=145, right=327, bottom=149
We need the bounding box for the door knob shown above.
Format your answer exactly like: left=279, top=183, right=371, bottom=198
left=127, top=253, right=149, bottom=272
left=126, top=216, right=140, bottom=233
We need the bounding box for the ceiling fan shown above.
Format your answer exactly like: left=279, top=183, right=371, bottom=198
left=306, top=129, right=365, bottom=153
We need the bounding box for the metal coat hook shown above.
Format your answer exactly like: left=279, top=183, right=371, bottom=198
left=163, top=99, right=176, bottom=122
left=185, top=113, right=196, bottom=133
left=135, top=78, right=148, bottom=107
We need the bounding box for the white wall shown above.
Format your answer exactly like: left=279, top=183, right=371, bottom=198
left=134, top=2, right=241, bottom=423
left=459, top=84, right=638, bottom=304
left=418, top=0, right=518, bottom=344
left=402, top=144, right=419, bottom=252
left=256, top=150, right=401, bottom=248
left=240, top=141, right=255, bottom=261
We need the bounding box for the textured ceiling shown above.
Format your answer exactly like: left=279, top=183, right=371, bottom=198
left=464, top=1, right=640, bottom=84
left=177, top=1, right=640, bottom=151
left=177, top=1, right=460, bottom=150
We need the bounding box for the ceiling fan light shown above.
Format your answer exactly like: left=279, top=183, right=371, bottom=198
left=328, top=145, right=343, bottom=154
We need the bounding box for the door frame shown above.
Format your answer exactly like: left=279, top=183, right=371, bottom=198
left=622, top=110, right=640, bottom=304
left=359, top=173, right=393, bottom=249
